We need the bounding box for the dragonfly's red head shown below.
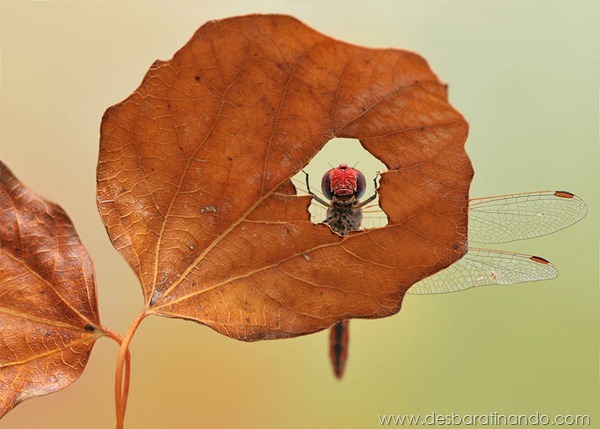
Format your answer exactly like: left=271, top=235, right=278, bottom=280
left=321, top=163, right=367, bottom=200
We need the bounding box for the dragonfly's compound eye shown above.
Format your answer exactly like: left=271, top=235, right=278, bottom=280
left=354, top=169, right=367, bottom=200
left=321, top=168, right=335, bottom=200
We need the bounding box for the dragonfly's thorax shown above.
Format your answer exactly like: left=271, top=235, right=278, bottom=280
left=324, top=198, right=364, bottom=237
left=331, top=194, right=356, bottom=205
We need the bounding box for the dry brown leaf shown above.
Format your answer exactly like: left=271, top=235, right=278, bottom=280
left=97, top=14, right=472, bottom=340
left=0, top=161, right=104, bottom=416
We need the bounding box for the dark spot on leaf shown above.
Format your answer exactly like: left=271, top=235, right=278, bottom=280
left=45, top=332, right=50, bottom=337
left=245, top=317, right=250, bottom=322
left=85, top=324, right=95, bottom=332
left=252, top=331, right=266, bottom=340
left=453, top=244, right=459, bottom=250
left=195, top=75, right=201, bottom=81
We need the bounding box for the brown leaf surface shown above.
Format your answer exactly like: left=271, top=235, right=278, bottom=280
left=97, top=14, right=473, bottom=340
left=0, top=162, right=103, bottom=417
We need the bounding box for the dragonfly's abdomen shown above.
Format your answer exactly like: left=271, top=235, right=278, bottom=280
left=329, top=320, right=349, bottom=379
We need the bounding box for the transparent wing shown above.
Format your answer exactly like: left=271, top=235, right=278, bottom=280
left=468, top=191, right=587, bottom=243
left=293, top=177, right=577, bottom=294
left=407, top=248, right=558, bottom=295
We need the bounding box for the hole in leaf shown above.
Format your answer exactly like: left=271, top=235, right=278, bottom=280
left=292, top=138, right=388, bottom=230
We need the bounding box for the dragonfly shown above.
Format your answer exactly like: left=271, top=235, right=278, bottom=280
left=298, top=164, right=587, bottom=379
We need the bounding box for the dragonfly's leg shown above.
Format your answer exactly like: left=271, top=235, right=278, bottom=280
left=356, top=174, right=380, bottom=208
left=358, top=193, right=377, bottom=207
left=303, top=170, right=330, bottom=206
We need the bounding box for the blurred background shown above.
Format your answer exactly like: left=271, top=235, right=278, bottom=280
left=0, top=1, right=598, bottom=428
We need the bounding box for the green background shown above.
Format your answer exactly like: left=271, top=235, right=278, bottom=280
left=0, top=1, right=598, bottom=428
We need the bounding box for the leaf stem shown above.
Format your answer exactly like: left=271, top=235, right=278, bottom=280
left=114, top=310, right=148, bottom=429
left=103, top=326, right=131, bottom=426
